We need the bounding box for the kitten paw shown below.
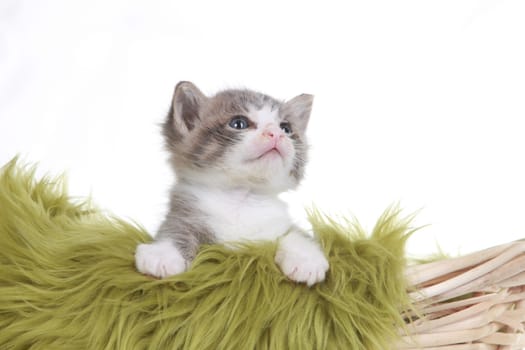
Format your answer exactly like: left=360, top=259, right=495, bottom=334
left=135, top=240, right=188, bottom=278
left=275, top=233, right=329, bottom=286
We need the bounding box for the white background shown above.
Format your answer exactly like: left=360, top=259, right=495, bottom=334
left=1, top=0, right=524, bottom=257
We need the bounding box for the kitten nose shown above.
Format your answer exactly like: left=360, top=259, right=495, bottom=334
left=262, top=128, right=281, bottom=141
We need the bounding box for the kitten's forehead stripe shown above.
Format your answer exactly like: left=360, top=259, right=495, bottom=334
left=249, top=105, right=280, bottom=126
left=212, top=89, right=282, bottom=114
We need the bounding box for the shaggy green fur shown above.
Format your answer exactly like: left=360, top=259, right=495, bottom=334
left=0, top=158, right=414, bottom=350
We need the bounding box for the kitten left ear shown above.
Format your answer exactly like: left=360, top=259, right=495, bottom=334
left=280, top=94, right=314, bottom=133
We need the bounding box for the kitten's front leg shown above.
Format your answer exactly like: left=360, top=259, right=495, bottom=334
left=275, top=228, right=329, bottom=286
left=135, top=203, right=214, bottom=278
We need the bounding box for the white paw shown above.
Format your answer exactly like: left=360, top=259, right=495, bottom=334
left=275, top=232, right=329, bottom=286
left=135, top=240, right=188, bottom=278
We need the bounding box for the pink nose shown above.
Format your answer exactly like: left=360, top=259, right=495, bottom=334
left=262, top=128, right=281, bottom=141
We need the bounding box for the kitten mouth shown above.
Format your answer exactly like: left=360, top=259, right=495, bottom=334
left=251, top=147, right=283, bottom=161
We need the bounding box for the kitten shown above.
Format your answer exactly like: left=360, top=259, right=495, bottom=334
left=135, top=82, right=329, bottom=286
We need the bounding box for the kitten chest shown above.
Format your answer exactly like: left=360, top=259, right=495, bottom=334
left=194, top=189, right=292, bottom=243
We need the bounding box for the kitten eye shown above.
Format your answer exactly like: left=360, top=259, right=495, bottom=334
left=280, top=122, right=292, bottom=134
left=229, top=116, right=250, bottom=130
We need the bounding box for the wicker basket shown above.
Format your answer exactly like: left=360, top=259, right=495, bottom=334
left=399, top=240, right=525, bottom=349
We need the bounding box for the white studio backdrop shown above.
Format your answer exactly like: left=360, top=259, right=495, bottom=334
left=1, top=0, right=524, bottom=258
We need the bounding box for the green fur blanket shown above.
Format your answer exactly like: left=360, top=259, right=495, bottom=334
left=0, top=159, right=414, bottom=350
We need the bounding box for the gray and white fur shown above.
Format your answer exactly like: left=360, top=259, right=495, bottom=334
left=135, top=82, right=329, bottom=286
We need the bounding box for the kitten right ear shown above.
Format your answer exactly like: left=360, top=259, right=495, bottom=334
left=169, top=81, right=207, bottom=134
left=281, top=94, right=314, bottom=134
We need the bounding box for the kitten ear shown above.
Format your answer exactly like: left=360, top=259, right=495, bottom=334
left=281, top=94, right=314, bottom=133
left=170, top=81, right=207, bottom=134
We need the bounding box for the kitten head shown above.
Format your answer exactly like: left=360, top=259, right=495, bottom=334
left=163, top=81, right=313, bottom=194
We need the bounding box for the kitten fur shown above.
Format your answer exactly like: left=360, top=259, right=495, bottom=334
left=135, top=82, right=329, bottom=286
